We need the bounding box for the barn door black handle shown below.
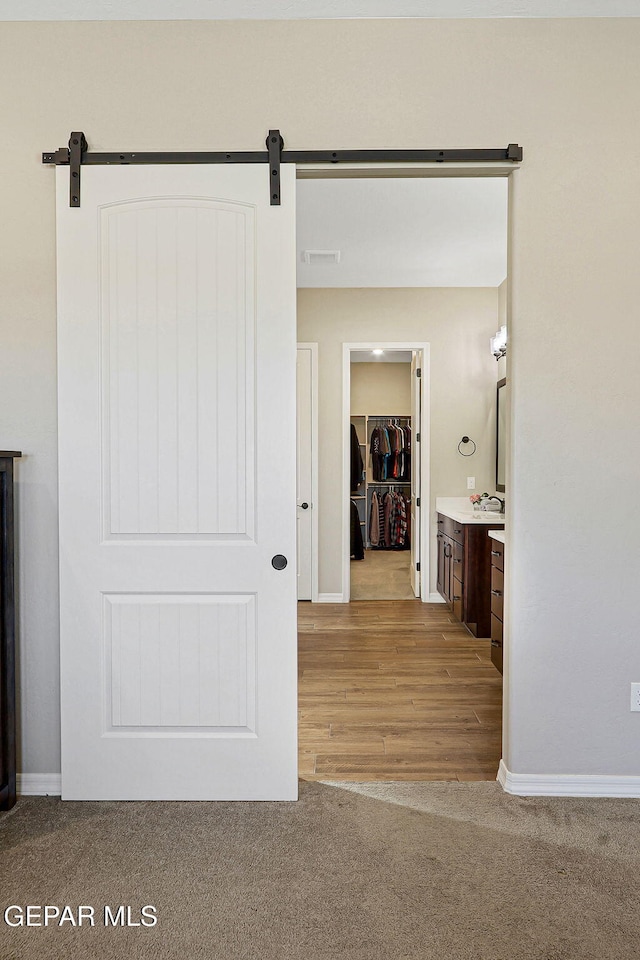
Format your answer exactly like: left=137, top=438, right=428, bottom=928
left=271, top=555, right=288, bottom=570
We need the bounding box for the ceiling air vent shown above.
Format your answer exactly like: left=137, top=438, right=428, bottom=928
left=302, top=250, right=341, bottom=265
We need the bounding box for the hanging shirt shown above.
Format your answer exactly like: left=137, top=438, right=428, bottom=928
left=369, top=491, right=380, bottom=546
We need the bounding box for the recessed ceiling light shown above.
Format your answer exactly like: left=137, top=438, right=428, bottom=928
left=372, top=349, right=384, bottom=356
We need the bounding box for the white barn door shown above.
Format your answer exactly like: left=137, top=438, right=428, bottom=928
left=296, top=345, right=314, bottom=600
left=56, top=165, right=298, bottom=800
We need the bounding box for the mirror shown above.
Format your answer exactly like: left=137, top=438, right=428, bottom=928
left=496, top=377, right=506, bottom=493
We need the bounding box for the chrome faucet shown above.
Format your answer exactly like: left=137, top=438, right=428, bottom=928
left=484, top=496, right=505, bottom=514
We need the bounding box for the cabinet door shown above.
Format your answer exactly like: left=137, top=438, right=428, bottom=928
left=436, top=532, right=446, bottom=598
left=444, top=536, right=454, bottom=604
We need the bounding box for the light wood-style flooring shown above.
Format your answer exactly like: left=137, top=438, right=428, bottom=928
left=298, top=600, right=502, bottom=782
left=350, top=549, right=415, bottom=600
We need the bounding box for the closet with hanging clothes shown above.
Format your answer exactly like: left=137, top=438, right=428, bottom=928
left=367, top=416, right=411, bottom=550
left=350, top=354, right=417, bottom=600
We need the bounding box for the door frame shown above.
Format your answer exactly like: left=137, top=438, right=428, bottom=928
left=342, top=342, right=430, bottom=603
left=296, top=342, right=319, bottom=603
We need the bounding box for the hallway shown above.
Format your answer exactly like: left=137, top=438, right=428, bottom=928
left=298, top=600, right=502, bottom=781
left=350, top=550, right=415, bottom=600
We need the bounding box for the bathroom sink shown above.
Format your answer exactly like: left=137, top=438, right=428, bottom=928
left=466, top=511, right=505, bottom=521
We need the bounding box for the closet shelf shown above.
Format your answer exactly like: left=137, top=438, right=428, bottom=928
left=369, top=480, right=411, bottom=486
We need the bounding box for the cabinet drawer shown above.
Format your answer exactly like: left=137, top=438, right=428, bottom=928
left=450, top=521, right=465, bottom=545
left=452, top=596, right=463, bottom=623
left=490, top=614, right=503, bottom=674
left=489, top=540, right=504, bottom=572
left=437, top=514, right=465, bottom=545
left=438, top=514, right=454, bottom=540
left=452, top=577, right=464, bottom=622
left=452, top=540, right=464, bottom=581
left=490, top=567, right=504, bottom=620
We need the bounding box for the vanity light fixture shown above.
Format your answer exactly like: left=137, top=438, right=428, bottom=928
left=490, top=325, right=507, bottom=360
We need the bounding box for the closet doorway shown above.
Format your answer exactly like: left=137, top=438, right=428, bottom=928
left=347, top=344, right=428, bottom=602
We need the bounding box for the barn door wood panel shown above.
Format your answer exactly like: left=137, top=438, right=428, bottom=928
left=56, top=165, right=298, bottom=799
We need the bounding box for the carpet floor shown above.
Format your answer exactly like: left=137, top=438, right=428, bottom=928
left=1, top=780, right=639, bottom=959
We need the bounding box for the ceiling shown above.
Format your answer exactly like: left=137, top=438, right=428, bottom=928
left=296, top=177, right=507, bottom=289
left=3, top=0, right=639, bottom=18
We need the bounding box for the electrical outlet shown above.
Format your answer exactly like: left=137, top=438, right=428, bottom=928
left=631, top=684, right=640, bottom=712
left=467, top=477, right=475, bottom=490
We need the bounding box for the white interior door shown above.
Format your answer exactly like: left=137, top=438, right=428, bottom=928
left=56, top=164, right=298, bottom=800
left=410, top=352, right=422, bottom=597
left=296, top=345, right=315, bottom=600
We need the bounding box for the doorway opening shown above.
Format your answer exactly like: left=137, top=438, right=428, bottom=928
left=347, top=345, right=426, bottom=602
left=296, top=172, right=510, bottom=782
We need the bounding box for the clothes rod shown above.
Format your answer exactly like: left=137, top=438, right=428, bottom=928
left=369, top=482, right=411, bottom=485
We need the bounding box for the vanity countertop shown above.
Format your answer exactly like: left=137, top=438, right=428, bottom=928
left=436, top=497, right=505, bottom=526
left=488, top=530, right=506, bottom=544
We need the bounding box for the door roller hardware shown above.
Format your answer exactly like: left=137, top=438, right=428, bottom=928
left=68, top=132, right=87, bottom=208
left=42, top=130, right=523, bottom=208
left=266, top=129, right=283, bottom=206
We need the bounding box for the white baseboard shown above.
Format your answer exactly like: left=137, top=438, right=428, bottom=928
left=498, top=759, right=640, bottom=798
left=17, top=773, right=62, bottom=797
left=22, top=764, right=640, bottom=800
left=317, top=592, right=442, bottom=604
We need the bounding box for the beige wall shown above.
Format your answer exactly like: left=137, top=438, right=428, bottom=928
left=300, top=289, right=499, bottom=597
left=350, top=362, right=411, bottom=417
left=2, top=18, right=640, bottom=781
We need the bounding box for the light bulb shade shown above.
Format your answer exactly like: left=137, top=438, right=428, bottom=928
left=490, top=325, right=507, bottom=359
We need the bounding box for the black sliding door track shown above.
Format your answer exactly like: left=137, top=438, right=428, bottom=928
left=43, top=130, right=523, bottom=208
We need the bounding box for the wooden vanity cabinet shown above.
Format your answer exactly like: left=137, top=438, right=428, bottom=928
left=437, top=513, right=504, bottom=639
left=490, top=538, right=505, bottom=674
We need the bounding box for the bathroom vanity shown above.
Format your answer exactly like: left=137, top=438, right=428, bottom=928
left=436, top=500, right=504, bottom=639
left=488, top=530, right=505, bottom=674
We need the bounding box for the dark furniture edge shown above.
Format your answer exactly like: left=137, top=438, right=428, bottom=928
left=0, top=455, right=18, bottom=810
